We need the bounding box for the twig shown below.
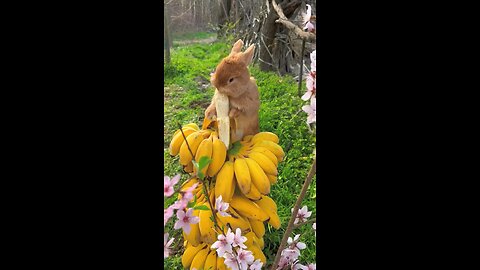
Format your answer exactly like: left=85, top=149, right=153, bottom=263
left=178, top=123, right=195, bottom=160
left=271, top=0, right=316, bottom=42
left=270, top=157, right=316, bottom=270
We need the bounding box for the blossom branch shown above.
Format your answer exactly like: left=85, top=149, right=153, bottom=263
left=294, top=217, right=316, bottom=230
left=270, top=156, right=316, bottom=270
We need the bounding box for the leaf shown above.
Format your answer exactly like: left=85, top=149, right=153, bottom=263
left=193, top=205, right=210, bottom=211
left=198, top=156, right=212, bottom=171
left=187, top=194, right=197, bottom=208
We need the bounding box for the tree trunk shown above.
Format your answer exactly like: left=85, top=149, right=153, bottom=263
left=164, top=5, right=171, bottom=64
left=258, top=0, right=302, bottom=72
left=217, top=0, right=232, bottom=39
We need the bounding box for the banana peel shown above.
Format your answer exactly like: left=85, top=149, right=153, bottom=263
left=215, top=92, right=230, bottom=148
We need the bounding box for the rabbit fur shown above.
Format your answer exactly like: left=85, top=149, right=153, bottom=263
left=205, top=39, right=260, bottom=142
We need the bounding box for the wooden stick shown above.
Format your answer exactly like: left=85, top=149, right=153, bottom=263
left=270, top=157, right=316, bottom=270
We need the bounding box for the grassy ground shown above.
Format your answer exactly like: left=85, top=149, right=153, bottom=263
left=164, top=33, right=316, bottom=269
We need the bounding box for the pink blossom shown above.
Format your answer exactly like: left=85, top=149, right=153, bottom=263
left=173, top=208, right=199, bottom=234
left=302, top=74, right=316, bottom=101
left=215, top=195, right=231, bottom=217
left=302, top=4, right=312, bottom=27
left=288, top=234, right=307, bottom=251
left=164, top=233, right=174, bottom=258
left=312, top=223, right=316, bottom=237
left=211, top=228, right=234, bottom=257
left=250, top=259, right=263, bottom=270
left=302, top=97, right=316, bottom=124
left=305, top=21, right=315, bottom=32
left=276, top=256, right=290, bottom=270
left=232, top=228, right=247, bottom=249
left=281, top=248, right=300, bottom=263
left=164, top=174, right=180, bottom=197
left=171, top=182, right=199, bottom=210
left=310, top=50, right=316, bottom=72
left=307, top=263, right=316, bottom=270
left=224, top=252, right=240, bottom=270
left=164, top=206, right=174, bottom=226
left=292, top=206, right=312, bottom=225
left=236, top=249, right=254, bottom=270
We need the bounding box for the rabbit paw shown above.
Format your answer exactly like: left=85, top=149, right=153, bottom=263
left=229, top=107, right=242, bottom=118
left=205, top=106, right=217, bottom=121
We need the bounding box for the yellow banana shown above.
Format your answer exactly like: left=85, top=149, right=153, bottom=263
left=242, top=134, right=254, bottom=143
left=190, top=244, right=210, bottom=270
left=215, top=207, right=251, bottom=233
left=169, top=127, right=196, bottom=156
left=255, top=196, right=281, bottom=229
left=230, top=193, right=269, bottom=221
left=256, top=237, right=265, bottom=249
left=184, top=123, right=200, bottom=130
left=183, top=161, right=194, bottom=173
left=248, top=151, right=278, bottom=176
left=209, top=188, right=215, bottom=209
left=204, top=250, right=217, bottom=270
left=207, top=135, right=227, bottom=177
left=214, top=161, right=235, bottom=203
left=267, top=174, right=277, bottom=184
left=180, top=177, right=199, bottom=191
left=253, top=140, right=285, bottom=161
left=179, top=131, right=204, bottom=165
left=245, top=158, right=270, bottom=195
left=183, top=209, right=202, bottom=246
left=250, top=146, right=278, bottom=166
left=243, top=182, right=262, bottom=201
left=181, top=243, right=207, bottom=268
left=233, top=158, right=252, bottom=195
left=248, top=217, right=265, bottom=238
left=246, top=242, right=267, bottom=264
left=217, top=255, right=226, bottom=270
left=194, top=137, right=213, bottom=176
left=244, top=231, right=257, bottom=247
left=198, top=203, right=216, bottom=244
left=251, top=131, right=279, bottom=144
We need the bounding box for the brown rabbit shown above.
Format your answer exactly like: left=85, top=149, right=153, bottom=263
left=205, top=39, right=260, bottom=143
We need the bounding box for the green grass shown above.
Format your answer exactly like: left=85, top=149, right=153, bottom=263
left=164, top=37, right=316, bottom=269
left=172, top=31, right=216, bottom=41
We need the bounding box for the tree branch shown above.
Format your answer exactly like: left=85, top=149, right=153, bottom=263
left=270, top=157, right=317, bottom=270
left=271, top=0, right=316, bottom=42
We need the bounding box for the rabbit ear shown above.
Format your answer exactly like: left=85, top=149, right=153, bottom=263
left=229, top=39, right=244, bottom=56
left=241, top=44, right=255, bottom=66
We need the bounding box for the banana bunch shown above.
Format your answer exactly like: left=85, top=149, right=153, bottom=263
left=181, top=186, right=280, bottom=269
left=169, top=122, right=284, bottom=269
left=169, top=123, right=227, bottom=177
left=216, top=132, right=285, bottom=201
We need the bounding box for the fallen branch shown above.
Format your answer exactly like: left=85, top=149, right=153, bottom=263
left=272, top=0, right=316, bottom=42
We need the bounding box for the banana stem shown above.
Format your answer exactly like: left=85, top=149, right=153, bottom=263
left=270, top=157, right=316, bottom=270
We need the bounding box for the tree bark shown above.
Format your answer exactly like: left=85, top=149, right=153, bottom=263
left=164, top=5, right=171, bottom=64
left=217, top=0, right=232, bottom=38
left=258, top=0, right=302, bottom=72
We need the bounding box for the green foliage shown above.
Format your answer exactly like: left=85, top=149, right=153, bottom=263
left=193, top=204, right=210, bottom=211
left=172, top=31, right=216, bottom=41
left=164, top=37, right=316, bottom=268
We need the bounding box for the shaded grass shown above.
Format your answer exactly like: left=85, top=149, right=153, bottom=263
left=164, top=38, right=316, bottom=268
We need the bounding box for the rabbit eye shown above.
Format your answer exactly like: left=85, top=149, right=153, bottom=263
left=229, top=78, right=234, bottom=83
